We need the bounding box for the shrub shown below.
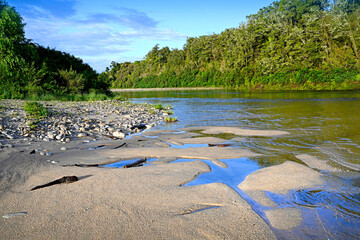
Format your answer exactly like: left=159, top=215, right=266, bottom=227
left=23, top=101, right=47, bottom=119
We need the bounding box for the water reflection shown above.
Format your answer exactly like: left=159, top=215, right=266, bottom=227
left=172, top=158, right=260, bottom=189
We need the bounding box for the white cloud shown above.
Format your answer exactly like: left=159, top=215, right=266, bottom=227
left=19, top=3, right=186, bottom=72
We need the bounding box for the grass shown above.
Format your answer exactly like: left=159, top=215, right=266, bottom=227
left=164, top=116, right=178, bottom=123
left=23, top=102, right=48, bottom=119
left=153, top=103, right=164, bottom=110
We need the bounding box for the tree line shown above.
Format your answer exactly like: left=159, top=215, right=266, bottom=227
left=0, top=0, right=110, bottom=99
left=106, top=0, right=360, bottom=90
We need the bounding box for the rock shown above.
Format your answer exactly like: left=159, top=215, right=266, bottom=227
left=65, top=138, right=71, bottom=142
left=60, top=147, right=67, bottom=151
left=40, top=152, right=45, bottom=156
left=47, top=133, right=55, bottom=140
left=113, top=131, right=125, bottom=139
left=131, top=124, right=147, bottom=131
left=43, top=137, right=50, bottom=142
left=78, top=133, right=87, bottom=138
left=55, top=134, right=63, bottom=140
left=107, top=127, right=115, bottom=132
left=5, top=134, right=14, bottom=140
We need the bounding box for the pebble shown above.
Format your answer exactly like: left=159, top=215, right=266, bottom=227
left=60, top=147, right=67, bottom=151
left=0, top=100, right=165, bottom=142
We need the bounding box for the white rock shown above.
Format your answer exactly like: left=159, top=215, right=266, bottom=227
left=113, top=131, right=125, bottom=139
left=60, top=147, right=67, bottom=151
left=6, top=134, right=14, bottom=139
left=78, top=133, right=87, bottom=137
left=47, top=132, right=55, bottom=139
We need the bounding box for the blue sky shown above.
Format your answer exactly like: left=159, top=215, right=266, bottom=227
left=10, top=0, right=274, bottom=72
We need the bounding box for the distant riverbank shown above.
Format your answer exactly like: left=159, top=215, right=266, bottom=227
left=111, top=87, right=223, bottom=92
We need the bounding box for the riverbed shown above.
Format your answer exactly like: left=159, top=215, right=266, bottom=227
left=1, top=90, right=359, bottom=239
left=121, top=89, right=360, bottom=239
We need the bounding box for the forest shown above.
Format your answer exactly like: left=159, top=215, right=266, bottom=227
left=1, top=0, right=360, bottom=95
left=0, top=0, right=110, bottom=99
left=106, top=0, right=360, bottom=90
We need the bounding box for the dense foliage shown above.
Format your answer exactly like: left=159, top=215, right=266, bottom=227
left=107, top=0, right=360, bottom=90
left=0, top=0, right=110, bottom=99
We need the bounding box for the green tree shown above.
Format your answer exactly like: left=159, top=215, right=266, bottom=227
left=58, top=67, right=85, bottom=94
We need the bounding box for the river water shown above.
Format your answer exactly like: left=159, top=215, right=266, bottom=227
left=121, top=90, right=360, bottom=239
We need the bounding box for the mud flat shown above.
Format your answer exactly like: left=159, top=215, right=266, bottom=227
left=0, top=128, right=278, bottom=240
left=1, top=126, right=349, bottom=239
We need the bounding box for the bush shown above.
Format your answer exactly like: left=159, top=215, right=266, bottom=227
left=23, top=101, right=47, bottom=119
left=58, top=67, right=85, bottom=94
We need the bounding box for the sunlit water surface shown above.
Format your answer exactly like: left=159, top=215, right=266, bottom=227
left=119, top=90, right=360, bottom=239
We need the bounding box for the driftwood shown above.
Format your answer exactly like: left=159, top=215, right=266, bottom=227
left=114, top=143, right=127, bottom=149
left=123, top=158, right=147, bottom=168
left=208, top=143, right=233, bottom=147
left=62, top=163, right=100, bottom=167
left=74, top=164, right=100, bottom=167
left=30, top=176, right=78, bottom=191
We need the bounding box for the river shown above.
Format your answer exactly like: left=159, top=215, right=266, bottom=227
left=120, top=89, right=360, bottom=239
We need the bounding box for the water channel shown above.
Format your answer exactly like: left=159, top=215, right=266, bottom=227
left=119, top=89, right=360, bottom=239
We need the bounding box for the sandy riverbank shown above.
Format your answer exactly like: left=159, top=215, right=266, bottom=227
left=0, top=126, right=334, bottom=239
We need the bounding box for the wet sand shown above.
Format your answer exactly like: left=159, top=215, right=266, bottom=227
left=0, top=126, right=328, bottom=239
